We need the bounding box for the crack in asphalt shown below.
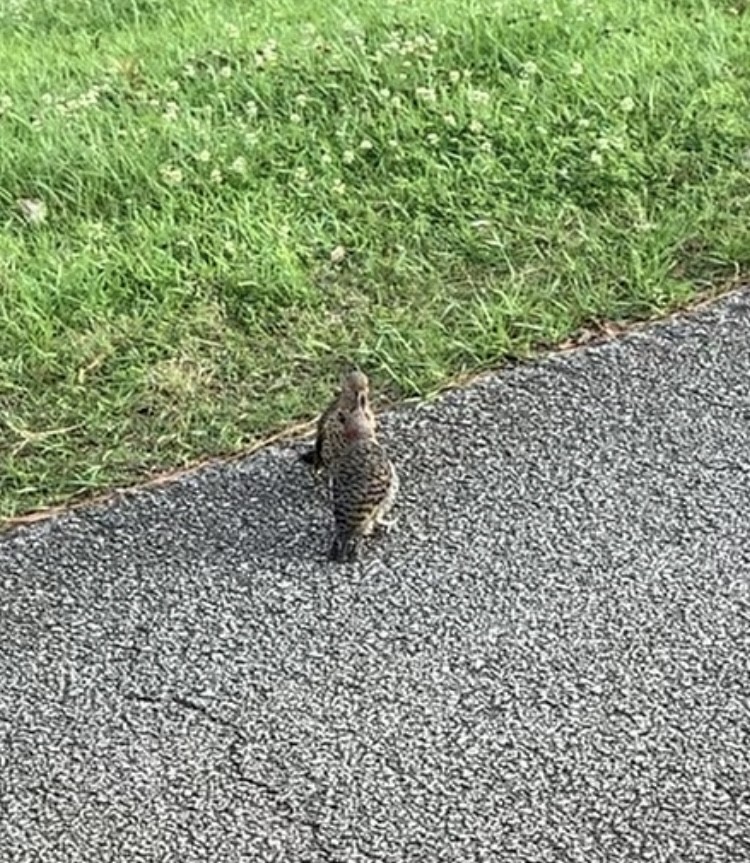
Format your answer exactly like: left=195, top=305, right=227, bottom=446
left=121, top=690, right=353, bottom=863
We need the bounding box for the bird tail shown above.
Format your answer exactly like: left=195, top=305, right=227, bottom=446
left=328, top=530, right=360, bottom=563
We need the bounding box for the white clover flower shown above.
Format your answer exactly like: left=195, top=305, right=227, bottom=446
left=342, top=150, right=355, bottom=165
left=87, top=220, right=105, bottom=239
left=160, top=165, right=184, bottom=185
left=468, top=88, right=490, bottom=105
left=426, top=133, right=439, bottom=146
left=359, top=138, right=374, bottom=151
left=570, top=61, right=584, bottom=77
left=245, top=101, right=258, bottom=119
left=196, top=149, right=211, bottom=163
left=220, top=65, right=233, bottom=78
left=332, top=179, right=347, bottom=195
left=620, top=96, right=635, bottom=113
left=448, top=70, right=461, bottom=85
left=210, top=168, right=223, bottom=184
left=415, top=86, right=437, bottom=102
left=17, top=198, right=47, bottom=225
left=162, top=101, right=179, bottom=121
left=230, top=156, right=247, bottom=174
left=321, top=152, right=332, bottom=165
left=80, top=87, right=100, bottom=107
left=469, top=119, right=483, bottom=134
left=290, top=112, right=302, bottom=124
left=255, top=39, right=278, bottom=68
left=443, top=113, right=457, bottom=127
left=590, top=150, right=603, bottom=166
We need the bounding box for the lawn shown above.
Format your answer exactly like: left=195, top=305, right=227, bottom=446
left=1, top=0, right=749, bottom=522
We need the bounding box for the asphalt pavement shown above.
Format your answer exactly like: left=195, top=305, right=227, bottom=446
left=2, top=290, right=750, bottom=862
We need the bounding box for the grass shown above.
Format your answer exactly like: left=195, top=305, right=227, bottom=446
left=1, top=0, right=749, bottom=521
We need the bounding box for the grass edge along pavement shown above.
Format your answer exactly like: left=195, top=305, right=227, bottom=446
left=1, top=0, right=749, bottom=521
left=2, top=274, right=745, bottom=535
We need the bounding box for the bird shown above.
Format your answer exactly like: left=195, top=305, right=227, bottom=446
left=300, top=369, right=375, bottom=474
left=328, top=400, right=398, bottom=563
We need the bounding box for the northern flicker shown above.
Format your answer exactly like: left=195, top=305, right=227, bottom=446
left=300, top=369, right=375, bottom=474
left=328, top=402, right=398, bottom=563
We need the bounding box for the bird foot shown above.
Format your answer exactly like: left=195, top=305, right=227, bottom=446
left=375, top=516, right=398, bottom=534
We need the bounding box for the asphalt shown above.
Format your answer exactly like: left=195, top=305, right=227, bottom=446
left=2, top=290, right=750, bottom=862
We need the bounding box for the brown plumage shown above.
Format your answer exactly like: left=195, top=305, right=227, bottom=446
left=300, top=370, right=375, bottom=474
left=328, top=404, right=398, bottom=563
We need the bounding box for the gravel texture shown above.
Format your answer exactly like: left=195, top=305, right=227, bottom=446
left=2, top=291, right=750, bottom=862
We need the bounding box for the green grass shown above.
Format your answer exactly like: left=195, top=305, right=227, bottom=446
left=1, top=0, right=749, bottom=520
